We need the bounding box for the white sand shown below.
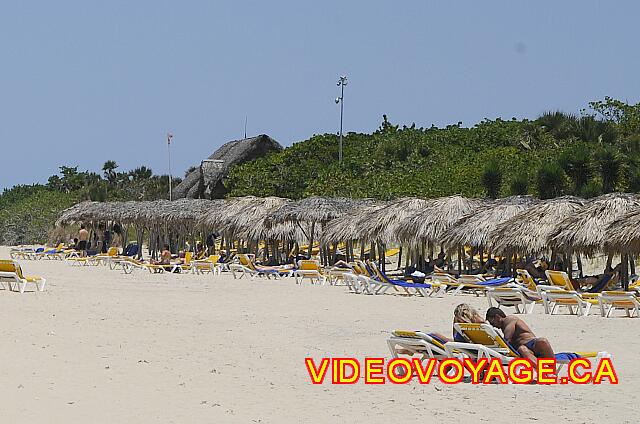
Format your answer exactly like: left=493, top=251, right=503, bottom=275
left=1, top=246, right=637, bottom=423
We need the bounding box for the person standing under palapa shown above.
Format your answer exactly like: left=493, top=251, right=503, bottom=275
left=78, top=224, right=89, bottom=257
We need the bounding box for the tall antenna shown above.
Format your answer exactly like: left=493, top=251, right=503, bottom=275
left=244, top=116, right=247, bottom=139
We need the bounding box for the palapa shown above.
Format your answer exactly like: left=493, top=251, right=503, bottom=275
left=489, top=196, right=586, bottom=255
left=441, top=195, right=538, bottom=249
left=550, top=192, right=640, bottom=255
left=353, top=197, right=431, bottom=244
left=395, top=195, right=486, bottom=246
left=604, top=209, right=640, bottom=254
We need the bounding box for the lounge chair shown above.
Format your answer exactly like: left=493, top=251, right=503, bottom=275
left=294, top=260, right=324, bottom=285
left=486, top=287, right=540, bottom=314
left=544, top=270, right=575, bottom=291
left=116, top=257, right=172, bottom=274
left=0, top=259, right=47, bottom=293
left=10, top=247, right=38, bottom=260
left=36, top=243, right=66, bottom=260
left=387, top=330, right=452, bottom=361
left=325, top=265, right=353, bottom=286
left=343, top=271, right=366, bottom=294
left=598, top=291, right=640, bottom=318
left=368, top=261, right=444, bottom=297
left=169, top=251, right=194, bottom=274
left=191, top=255, right=222, bottom=275
left=229, top=254, right=291, bottom=280
left=449, top=323, right=610, bottom=374
left=516, top=269, right=552, bottom=292
left=430, top=273, right=513, bottom=296
left=541, top=290, right=600, bottom=316
left=353, top=261, right=395, bottom=295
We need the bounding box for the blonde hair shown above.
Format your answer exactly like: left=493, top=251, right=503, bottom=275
left=453, top=303, right=484, bottom=323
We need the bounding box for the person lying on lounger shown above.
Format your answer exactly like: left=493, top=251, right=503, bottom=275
left=431, top=303, right=487, bottom=343
left=150, top=244, right=172, bottom=266
left=397, top=304, right=486, bottom=356
left=485, top=307, right=555, bottom=362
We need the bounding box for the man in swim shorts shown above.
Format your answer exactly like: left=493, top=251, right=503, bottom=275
left=486, top=307, right=555, bottom=363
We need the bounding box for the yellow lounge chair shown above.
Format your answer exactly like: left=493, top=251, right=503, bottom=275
left=169, top=251, right=194, bottom=274
left=229, top=254, right=291, bottom=280
left=450, top=323, right=610, bottom=373
left=191, top=254, right=222, bottom=275
left=116, top=257, right=172, bottom=274
left=387, top=330, right=451, bottom=361
left=430, top=273, right=506, bottom=296
left=544, top=270, right=575, bottom=291
left=294, top=259, right=324, bottom=285
left=0, top=259, right=47, bottom=293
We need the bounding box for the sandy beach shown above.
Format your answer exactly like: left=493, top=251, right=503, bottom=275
left=1, top=246, right=636, bottom=423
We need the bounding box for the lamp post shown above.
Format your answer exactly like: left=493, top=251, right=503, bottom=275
left=335, top=75, right=348, bottom=164
left=167, top=133, right=173, bottom=200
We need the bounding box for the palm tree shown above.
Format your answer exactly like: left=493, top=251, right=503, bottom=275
left=102, top=160, right=119, bottom=184
left=558, top=143, right=592, bottom=195
left=481, top=159, right=502, bottom=199
left=129, top=166, right=153, bottom=181
left=596, top=146, right=622, bottom=193
left=536, top=111, right=579, bottom=140
left=536, top=162, right=565, bottom=199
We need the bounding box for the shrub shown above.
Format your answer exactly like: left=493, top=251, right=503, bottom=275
left=536, top=162, right=565, bottom=199
left=481, top=160, right=503, bottom=199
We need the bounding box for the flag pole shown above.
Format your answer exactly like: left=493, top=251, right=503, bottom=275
left=167, top=133, right=173, bottom=200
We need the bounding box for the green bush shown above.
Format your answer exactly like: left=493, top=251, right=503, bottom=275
left=509, top=171, right=529, bottom=195
left=536, top=163, right=566, bottom=199
left=481, top=159, right=503, bottom=199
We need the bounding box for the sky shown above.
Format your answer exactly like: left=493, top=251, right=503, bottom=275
left=1, top=1, right=639, bottom=190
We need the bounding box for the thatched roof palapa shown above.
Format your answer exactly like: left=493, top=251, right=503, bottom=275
left=353, top=197, right=431, bottom=244
left=395, top=195, right=486, bottom=246
left=267, top=196, right=357, bottom=225
left=320, top=201, right=386, bottom=244
left=550, top=192, right=640, bottom=255
left=604, top=209, right=640, bottom=253
left=489, top=196, right=586, bottom=255
left=441, top=195, right=538, bottom=248
left=174, top=135, right=283, bottom=199
left=200, top=196, right=291, bottom=240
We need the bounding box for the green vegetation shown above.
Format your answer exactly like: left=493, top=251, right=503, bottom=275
left=225, top=97, right=640, bottom=200
left=0, top=165, right=180, bottom=245
left=2, top=96, right=640, bottom=245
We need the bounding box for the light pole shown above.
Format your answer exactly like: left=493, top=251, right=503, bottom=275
left=335, top=75, right=348, bottom=164
left=167, top=132, right=174, bottom=200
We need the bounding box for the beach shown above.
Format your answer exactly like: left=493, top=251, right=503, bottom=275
left=1, top=246, right=636, bottom=423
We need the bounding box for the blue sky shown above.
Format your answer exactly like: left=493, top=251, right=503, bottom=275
left=1, top=1, right=639, bottom=190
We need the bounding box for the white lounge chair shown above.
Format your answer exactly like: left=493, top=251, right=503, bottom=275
left=486, top=286, right=539, bottom=314
left=599, top=291, right=640, bottom=318
left=541, top=290, right=599, bottom=317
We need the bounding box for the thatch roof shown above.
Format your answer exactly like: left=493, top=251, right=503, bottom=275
left=320, top=201, right=387, bottom=244
left=353, top=197, right=431, bottom=244
left=267, top=196, right=358, bottom=225
left=441, top=195, right=538, bottom=248
left=395, top=196, right=486, bottom=246
left=56, top=199, right=225, bottom=230
left=247, top=221, right=307, bottom=243
left=199, top=196, right=291, bottom=240
left=173, top=134, right=283, bottom=199
left=489, top=196, right=586, bottom=255
left=550, top=192, right=640, bottom=255
left=604, top=209, right=640, bottom=253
